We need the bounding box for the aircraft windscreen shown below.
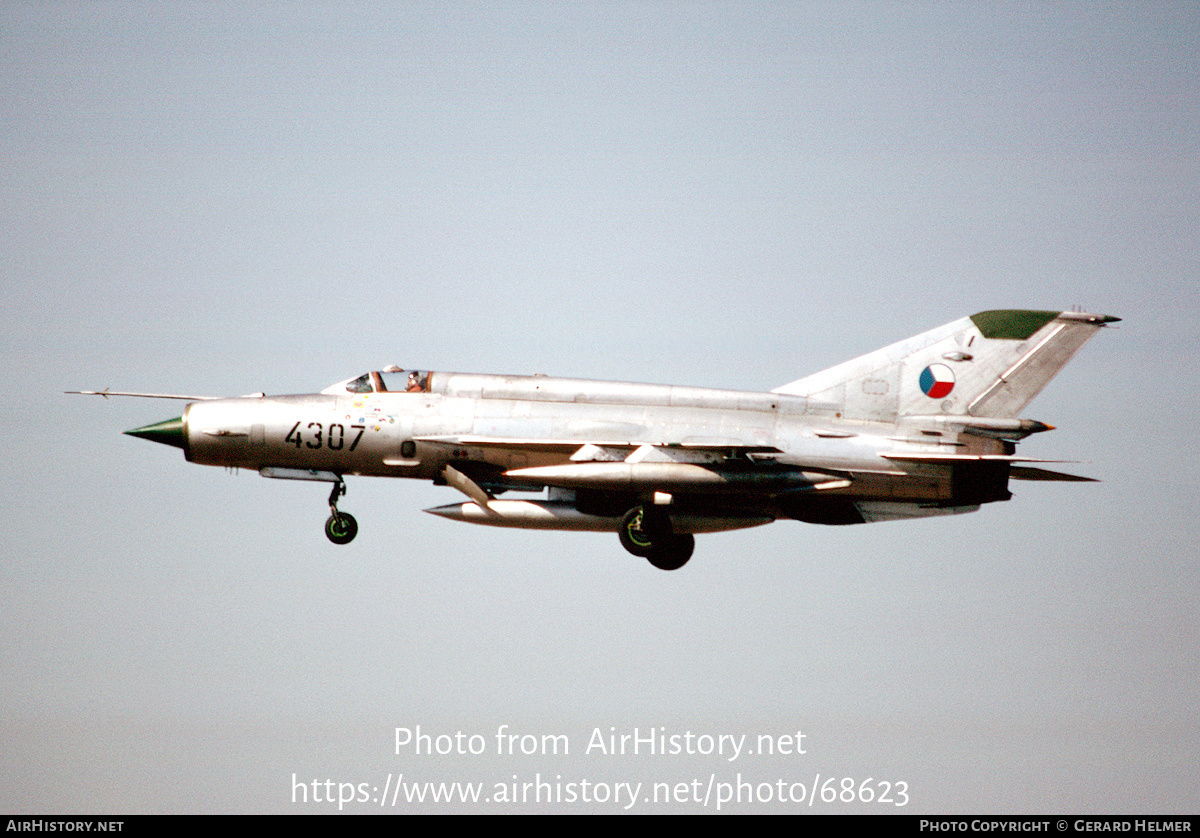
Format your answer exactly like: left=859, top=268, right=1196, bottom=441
left=345, top=373, right=373, bottom=394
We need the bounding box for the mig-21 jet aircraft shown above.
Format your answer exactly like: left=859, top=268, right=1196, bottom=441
left=72, top=309, right=1117, bottom=570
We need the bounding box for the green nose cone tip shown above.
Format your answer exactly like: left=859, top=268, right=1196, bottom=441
left=125, top=417, right=186, bottom=450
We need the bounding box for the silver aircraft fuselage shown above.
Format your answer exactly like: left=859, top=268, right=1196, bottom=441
left=182, top=371, right=1009, bottom=510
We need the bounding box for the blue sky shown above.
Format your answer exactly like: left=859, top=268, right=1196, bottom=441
left=2, top=1, right=1196, bottom=813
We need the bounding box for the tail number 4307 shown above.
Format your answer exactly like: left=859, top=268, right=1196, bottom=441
left=285, top=422, right=366, bottom=451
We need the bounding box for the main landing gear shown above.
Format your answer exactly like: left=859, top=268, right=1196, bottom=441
left=619, top=506, right=694, bottom=571
left=324, top=477, right=358, bottom=545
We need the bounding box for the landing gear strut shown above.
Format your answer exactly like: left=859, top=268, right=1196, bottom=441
left=324, top=477, right=358, bottom=545
left=619, top=506, right=694, bottom=570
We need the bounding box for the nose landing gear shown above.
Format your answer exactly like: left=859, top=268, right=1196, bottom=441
left=324, top=477, right=358, bottom=544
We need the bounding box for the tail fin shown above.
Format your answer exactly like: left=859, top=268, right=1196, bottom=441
left=773, top=310, right=1118, bottom=420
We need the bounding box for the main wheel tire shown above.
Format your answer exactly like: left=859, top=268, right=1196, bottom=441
left=646, top=533, right=694, bottom=571
left=325, top=512, right=358, bottom=545
left=619, top=506, right=658, bottom=558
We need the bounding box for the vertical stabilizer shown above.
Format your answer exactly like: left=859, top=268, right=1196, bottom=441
left=772, top=310, right=1118, bottom=420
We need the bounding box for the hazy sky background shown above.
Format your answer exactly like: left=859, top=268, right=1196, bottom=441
left=3, top=1, right=1196, bottom=813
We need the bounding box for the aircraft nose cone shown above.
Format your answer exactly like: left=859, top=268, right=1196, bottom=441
left=125, top=416, right=186, bottom=450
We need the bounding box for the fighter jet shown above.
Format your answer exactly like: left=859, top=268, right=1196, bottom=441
left=72, top=309, right=1117, bottom=570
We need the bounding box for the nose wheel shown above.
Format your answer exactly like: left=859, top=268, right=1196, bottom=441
left=324, top=478, right=358, bottom=544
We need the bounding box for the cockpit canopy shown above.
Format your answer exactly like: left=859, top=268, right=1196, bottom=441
left=321, top=367, right=429, bottom=396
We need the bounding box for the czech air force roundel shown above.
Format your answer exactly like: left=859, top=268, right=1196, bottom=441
left=919, top=364, right=955, bottom=398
